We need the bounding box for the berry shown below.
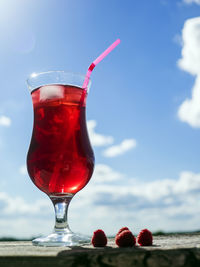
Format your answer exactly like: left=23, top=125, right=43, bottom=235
left=115, top=230, right=136, bottom=247
left=137, top=229, right=153, bottom=246
left=116, top=227, right=129, bottom=236
left=91, top=229, right=107, bottom=247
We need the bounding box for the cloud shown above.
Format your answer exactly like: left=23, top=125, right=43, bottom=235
left=0, top=192, right=50, bottom=216
left=177, top=17, right=200, bottom=127
left=178, top=76, right=200, bottom=127
left=173, top=34, right=182, bottom=46
left=72, top=168, right=200, bottom=234
left=0, top=192, right=53, bottom=238
left=0, top=115, right=11, bottom=127
left=92, top=163, right=122, bottom=183
left=183, top=0, right=200, bottom=4
left=0, top=218, right=52, bottom=239
left=86, top=120, right=137, bottom=157
left=178, top=17, right=200, bottom=75
left=19, top=165, right=28, bottom=175
left=81, top=170, right=200, bottom=205
left=87, top=120, right=114, bottom=146
left=1, top=165, right=200, bottom=237
left=103, top=139, right=137, bottom=157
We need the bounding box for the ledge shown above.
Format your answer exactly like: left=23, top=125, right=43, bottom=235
left=0, top=234, right=200, bottom=266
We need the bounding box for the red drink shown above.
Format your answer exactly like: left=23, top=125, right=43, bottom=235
left=27, top=84, right=94, bottom=196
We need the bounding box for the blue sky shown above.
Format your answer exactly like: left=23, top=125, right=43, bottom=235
left=1, top=0, right=200, bottom=238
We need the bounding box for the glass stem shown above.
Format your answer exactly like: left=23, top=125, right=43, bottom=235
left=50, top=194, right=74, bottom=233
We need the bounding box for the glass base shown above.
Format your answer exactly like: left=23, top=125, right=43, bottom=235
left=32, top=230, right=91, bottom=247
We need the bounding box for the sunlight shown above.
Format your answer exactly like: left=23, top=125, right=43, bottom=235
left=0, top=0, right=21, bottom=24
left=0, top=0, right=36, bottom=53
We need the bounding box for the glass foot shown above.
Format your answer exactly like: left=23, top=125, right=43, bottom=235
left=32, top=230, right=91, bottom=247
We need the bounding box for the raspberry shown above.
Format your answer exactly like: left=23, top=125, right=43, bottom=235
left=91, top=229, right=107, bottom=247
left=116, top=227, right=129, bottom=236
left=115, top=230, right=136, bottom=247
left=137, top=229, right=153, bottom=246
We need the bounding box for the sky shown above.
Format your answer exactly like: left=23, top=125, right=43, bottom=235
left=1, top=0, right=200, bottom=238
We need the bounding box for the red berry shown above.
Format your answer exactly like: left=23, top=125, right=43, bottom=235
left=116, top=227, right=129, bottom=236
left=115, top=230, right=136, bottom=247
left=137, top=229, right=153, bottom=246
left=91, top=229, right=107, bottom=247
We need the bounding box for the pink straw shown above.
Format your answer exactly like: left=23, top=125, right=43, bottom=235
left=82, top=39, right=121, bottom=90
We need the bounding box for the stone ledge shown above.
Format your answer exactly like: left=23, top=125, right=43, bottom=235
left=0, top=234, right=200, bottom=266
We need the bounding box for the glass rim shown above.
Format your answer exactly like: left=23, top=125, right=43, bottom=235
left=26, top=70, right=91, bottom=92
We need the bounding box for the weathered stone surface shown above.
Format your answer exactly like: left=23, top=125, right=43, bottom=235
left=0, top=234, right=200, bottom=266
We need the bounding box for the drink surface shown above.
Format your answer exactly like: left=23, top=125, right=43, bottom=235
left=27, top=84, right=94, bottom=196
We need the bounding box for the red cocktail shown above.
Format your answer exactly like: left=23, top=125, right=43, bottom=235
left=27, top=84, right=94, bottom=195
left=26, top=71, right=94, bottom=246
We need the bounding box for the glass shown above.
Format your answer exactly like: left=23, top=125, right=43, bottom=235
left=26, top=71, right=95, bottom=246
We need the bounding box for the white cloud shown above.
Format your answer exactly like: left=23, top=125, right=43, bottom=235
left=183, top=0, right=200, bottom=4
left=92, top=164, right=122, bottom=183
left=0, top=192, right=53, bottom=238
left=80, top=170, right=200, bottom=204
left=86, top=120, right=137, bottom=157
left=103, top=139, right=137, bottom=157
left=1, top=165, right=200, bottom=237
left=0, top=115, right=11, bottom=127
left=177, top=17, right=200, bottom=127
left=178, top=76, right=200, bottom=127
left=173, top=33, right=182, bottom=46
left=19, top=165, right=27, bottom=175
left=0, top=218, right=53, bottom=239
left=178, top=17, right=200, bottom=75
left=72, top=168, right=200, bottom=234
left=87, top=120, right=114, bottom=146
left=0, top=192, right=50, bottom=216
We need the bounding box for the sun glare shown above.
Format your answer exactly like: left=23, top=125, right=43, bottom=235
left=0, top=0, right=36, bottom=53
